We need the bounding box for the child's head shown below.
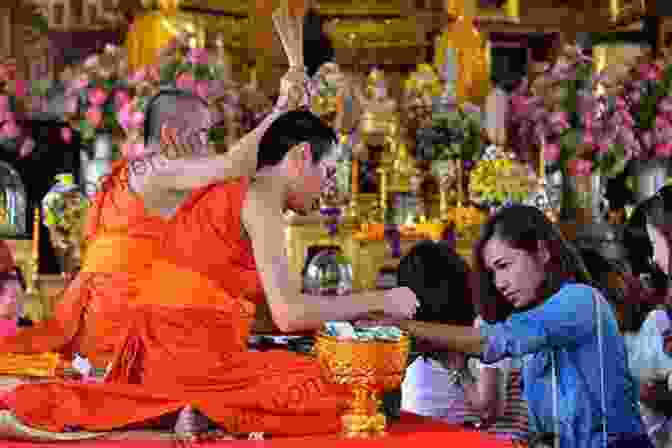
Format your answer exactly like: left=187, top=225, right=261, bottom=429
left=640, top=186, right=672, bottom=277
left=474, top=205, right=591, bottom=320
left=397, top=240, right=475, bottom=326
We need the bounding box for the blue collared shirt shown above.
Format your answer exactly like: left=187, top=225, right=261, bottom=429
left=480, top=283, right=645, bottom=448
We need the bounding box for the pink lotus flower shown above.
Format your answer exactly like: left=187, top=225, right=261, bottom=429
left=659, top=98, right=672, bottom=113
left=13, top=80, right=26, bottom=98
left=194, top=80, right=209, bottom=100
left=544, top=143, right=561, bottom=162
left=18, top=137, right=35, bottom=158
left=88, top=88, right=108, bottom=107
left=85, top=107, right=103, bottom=128
left=629, top=90, right=641, bottom=104
left=122, top=142, right=146, bottom=160
left=187, top=48, right=209, bottom=66
left=642, top=131, right=654, bottom=150
left=1, top=121, right=20, bottom=139
left=147, top=66, right=161, bottom=82
left=117, top=102, right=133, bottom=129
left=130, top=111, right=145, bottom=128
left=549, top=111, right=569, bottom=133
left=639, top=64, right=661, bottom=81
left=615, top=97, right=627, bottom=110
left=176, top=72, right=195, bottom=91
left=73, top=75, right=90, bottom=90
left=61, top=127, right=73, bottom=143
left=568, top=158, right=592, bottom=176
left=656, top=116, right=669, bottom=129
left=0, top=95, right=8, bottom=112
left=114, top=90, right=131, bottom=108
left=129, top=68, right=147, bottom=84
left=64, top=96, right=79, bottom=114
left=583, top=131, right=595, bottom=146
left=0, top=319, right=17, bottom=338
left=655, top=143, right=672, bottom=158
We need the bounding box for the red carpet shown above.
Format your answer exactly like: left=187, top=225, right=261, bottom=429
left=0, top=413, right=514, bottom=447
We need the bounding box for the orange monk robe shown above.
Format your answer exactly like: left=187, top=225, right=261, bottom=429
left=5, top=179, right=352, bottom=437
left=0, top=160, right=165, bottom=368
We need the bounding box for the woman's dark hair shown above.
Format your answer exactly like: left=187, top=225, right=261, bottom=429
left=578, top=245, right=659, bottom=332
left=578, top=247, right=626, bottom=305
left=143, top=90, right=209, bottom=146
left=256, top=109, right=336, bottom=170
left=638, top=185, right=672, bottom=290
left=624, top=200, right=654, bottom=276
left=474, top=205, right=592, bottom=323
left=397, top=240, right=475, bottom=326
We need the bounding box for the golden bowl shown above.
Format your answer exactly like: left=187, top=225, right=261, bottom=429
left=313, top=331, right=410, bottom=437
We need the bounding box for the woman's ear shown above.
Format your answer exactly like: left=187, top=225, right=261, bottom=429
left=537, top=240, right=551, bottom=265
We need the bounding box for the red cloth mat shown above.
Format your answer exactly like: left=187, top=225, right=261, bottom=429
left=0, top=413, right=514, bottom=448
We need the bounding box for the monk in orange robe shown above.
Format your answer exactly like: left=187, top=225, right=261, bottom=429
left=1, top=73, right=420, bottom=439
left=0, top=160, right=165, bottom=369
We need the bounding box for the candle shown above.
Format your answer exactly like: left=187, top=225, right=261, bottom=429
left=32, top=208, right=39, bottom=259
left=351, top=158, right=359, bottom=195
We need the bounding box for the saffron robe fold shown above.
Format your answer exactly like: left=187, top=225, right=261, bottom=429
left=0, top=161, right=165, bottom=368
left=4, top=179, right=351, bottom=436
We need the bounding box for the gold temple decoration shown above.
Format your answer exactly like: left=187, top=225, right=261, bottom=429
left=313, top=331, right=410, bottom=438
left=609, top=0, right=647, bottom=23
left=28, top=207, right=39, bottom=296
left=434, top=1, right=491, bottom=106
left=357, top=68, right=400, bottom=149
left=325, top=18, right=424, bottom=49
left=444, top=0, right=520, bottom=23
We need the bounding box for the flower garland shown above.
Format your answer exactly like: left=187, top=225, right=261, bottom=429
left=0, top=61, right=35, bottom=158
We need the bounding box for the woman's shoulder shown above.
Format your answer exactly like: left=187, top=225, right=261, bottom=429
left=549, top=282, right=597, bottom=305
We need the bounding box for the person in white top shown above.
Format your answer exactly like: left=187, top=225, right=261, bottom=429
left=394, top=241, right=528, bottom=442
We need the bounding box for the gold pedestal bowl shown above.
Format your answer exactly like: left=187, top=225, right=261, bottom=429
left=313, top=331, right=410, bottom=438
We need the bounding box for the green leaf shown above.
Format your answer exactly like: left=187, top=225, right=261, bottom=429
left=194, top=65, right=210, bottom=80
left=31, top=14, right=49, bottom=33
left=160, top=62, right=179, bottom=82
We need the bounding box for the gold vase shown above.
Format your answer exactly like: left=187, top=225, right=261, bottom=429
left=313, top=332, right=410, bottom=438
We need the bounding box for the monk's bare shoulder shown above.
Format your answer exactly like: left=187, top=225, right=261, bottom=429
left=127, top=154, right=185, bottom=215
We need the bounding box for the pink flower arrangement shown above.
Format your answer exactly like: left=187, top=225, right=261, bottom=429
left=158, top=43, right=228, bottom=102
left=507, top=45, right=627, bottom=178
left=606, top=56, right=672, bottom=160
left=0, top=63, right=33, bottom=154
left=568, top=158, right=593, bottom=177
left=63, top=45, right=132, bottom=146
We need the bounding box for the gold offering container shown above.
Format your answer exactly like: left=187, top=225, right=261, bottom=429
left=313, top=331, right=410, bottom=438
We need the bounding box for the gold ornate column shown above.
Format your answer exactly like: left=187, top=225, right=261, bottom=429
left=125, top=1, right=187, bottom=72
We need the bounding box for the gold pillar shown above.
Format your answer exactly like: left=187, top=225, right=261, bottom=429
left=125, top=11, right=181, bottom=72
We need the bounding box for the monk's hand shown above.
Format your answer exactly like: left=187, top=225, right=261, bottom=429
left=279, top=67, right=311, bottom=111
left=353, top=311, right=403, bottom=328
left=381, top=286, right=419, bottom=320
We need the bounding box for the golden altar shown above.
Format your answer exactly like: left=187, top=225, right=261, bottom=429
left=285, top=194, right=474, bottom=293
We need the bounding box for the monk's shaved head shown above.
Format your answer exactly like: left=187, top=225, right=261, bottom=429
left=144, top=90, right=213, bottom=156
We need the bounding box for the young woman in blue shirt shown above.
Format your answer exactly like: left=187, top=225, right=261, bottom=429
left=379, top=205, right=651, bottom=448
